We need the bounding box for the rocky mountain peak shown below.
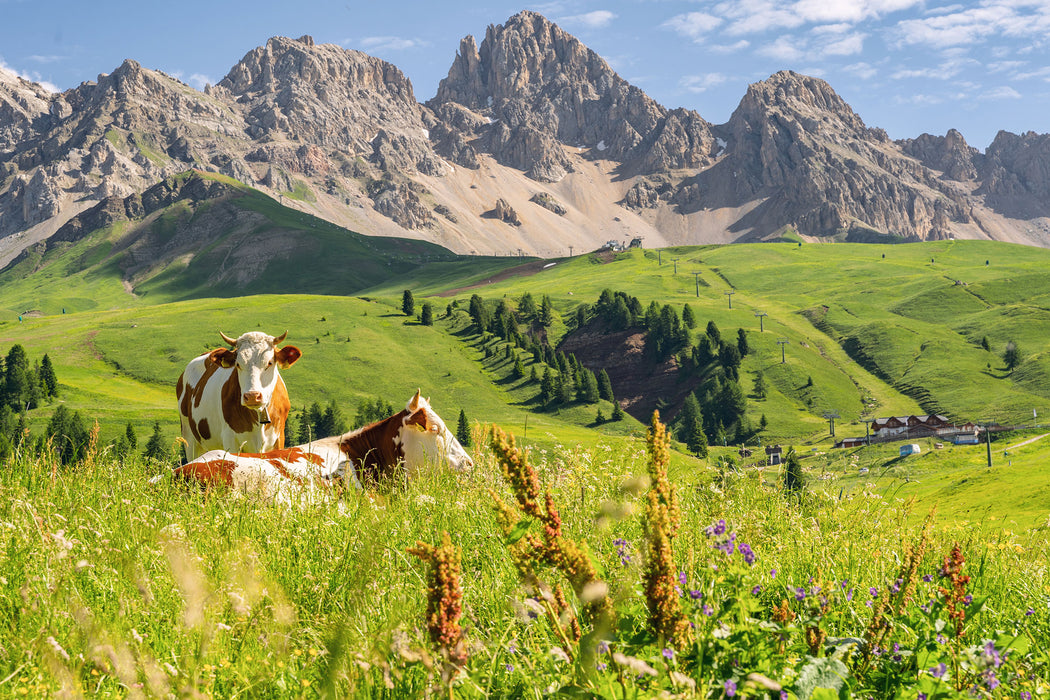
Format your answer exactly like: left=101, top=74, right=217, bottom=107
left=430, top=11, right=714, bottom=180
left=898, top=128, right=980, bottom=182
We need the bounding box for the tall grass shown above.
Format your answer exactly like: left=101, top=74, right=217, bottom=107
left=0, top=420, right=1046, bottom=697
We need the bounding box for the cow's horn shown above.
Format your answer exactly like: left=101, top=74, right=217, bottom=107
left=219, top=331, right=238, bottom=346
left=408, top=389, right=423, bottom=411
left=272, top=330, right=288, bottom=345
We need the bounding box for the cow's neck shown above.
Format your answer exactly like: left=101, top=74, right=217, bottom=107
left=338, top=410, right=408, bottom=484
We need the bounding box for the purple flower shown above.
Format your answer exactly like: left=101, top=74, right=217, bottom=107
left=780, top=692, right=788, bottom=700
left=505, top=663, right=514, bottom=672
left=937, top=634, right=947, bottom=644
left=614, top=538, right=632, bottom=566
left=845, top=588, right=854, bottom=602
left=890, top=578, right=902, bottom=594
left=662, top=648, right=674, bottom=659
left=1026, top=608, right=1035, bottom=616
left=508, top=641, right=517, bottom=653
left=963, top=594, right=973, bottom=606
left=751, top=585, right=762, bottom=595
left=738, top=542, right=756, bottom=565
left=923, top=573, right=934, bottom=583
left=597, top=641, right=609, bottom=655
left=794, top=587, right=807, bottom=601
left=702, top=604, right=713, bottom=616
left=596, top=662, right=607, bottom=671
left=869, top=586, right=879, bottom=598
left=770, top=568, right=777, bottom=578
left=984, top=670, right=999, bottom=690
left=724, top=679, right=737, bottom=697
left=705, top=519, right=727, bottom=537
left=918, top=694, right=927, bottom=700
left=930, top=662, right=947, bottom=678
left=679, top=571, right=688, bottom=586
left=983, top=641, right=1002, bottom=668
left=840, top=579, right=849, bottom=589
left=1021, top=692, right=1032, bottom=700
left=689, top=589, right=703, bottom=600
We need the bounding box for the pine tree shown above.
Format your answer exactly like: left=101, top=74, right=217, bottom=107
left=759, top=414, right=768, bottom=431
left=3, top=344, right=36, bottom=411
left=513, top=356, right=526, bottom=379
left=597, top=369, right=614, bottom=401
left=421, top=302, right=434, bottom=326
left=124, top=422, right=137, bottom=450
left=456, top=409, right=471, bottom=447
left=1004, top=341, right=1022, bottom=370
left=595, top=407, right=605, bottom=424
left=402, top=289, right=415, bottom=316
left=540, top=367, right=555, bottom=407
left=706, top=320, right=721, bottom=345
left=737, top=328, right=750, bottom=357
left=676, top=393, right=703, bottom=443
left=687, top=420, right=709, bottom=458
left=682, top=303, right=697, bottom=329
left=539, top=295, right=554, bottom=326
left=611, top=401, right=625, bottom=421
left=753, top=370, right=767, bottom=399
left=579, top=368, right=600, bottom=403
left=297, top=405, right=313, bottom=443
left=143, top=421, right=168, bottom=463
left=46, top=404, right=88, bottom=464
left=529, top=365, right=539, bottom=382
left=38, top=353, right=58, bottom=398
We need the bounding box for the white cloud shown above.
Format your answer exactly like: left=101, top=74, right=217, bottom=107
left=561, top=10, right=617, bottom=28
left=987, top=60, right=1026, bottom=73
left=0, top=58, right=57, bottom=92
left=357, top=36, right=425, bottom=51
left=188, top=73, right=213, bottom=90
left=895, top=93, right=944, bottom=105
left=709, top=40, right=751, bottom=53
left=26, top=54, right=64, bottom=64
left=1015, top=65, right=1050, bottom=80
left=843, top=62, right=878, bottom=80
left=979, top=85, right=1022, bottom=100
left=680, top=72, right=728, bottom=92
left=757, top=36, right=806, bottom=61
left=661, top=12, right=722, bottom=40
left=893, top=2, right=1050, bottom=49
left=822, top=31, right=866, bottom=55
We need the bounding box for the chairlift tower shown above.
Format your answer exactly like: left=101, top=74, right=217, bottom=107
left=822, top=410, right=840, bottom=437
left=725, top=291, right=735, bottom=309
left=671, top=258, right=679, bottom=274
left=691, top=272, right=702, bottom=297
left=861, top=417, right=875, bottom=446
left=755, top=311, right=767, bottom=332
left=777, top=338, right=790, bottom=363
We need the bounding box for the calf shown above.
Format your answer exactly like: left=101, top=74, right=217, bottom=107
left=165, top=391, right=473, bottom=504
left=176, top=331, right=301, bottom=461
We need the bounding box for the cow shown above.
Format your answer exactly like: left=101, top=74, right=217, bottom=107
left=176, top=331, right=302, bottom=461
left=163, top=391, right=473, bottom=505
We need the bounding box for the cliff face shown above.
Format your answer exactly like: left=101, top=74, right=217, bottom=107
left=3, top=13, right=1050, bottom=265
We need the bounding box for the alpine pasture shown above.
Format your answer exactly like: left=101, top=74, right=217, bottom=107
left=1, top=235, right=1050, bottom=698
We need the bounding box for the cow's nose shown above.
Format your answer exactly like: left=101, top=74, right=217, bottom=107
left=243, top=392, right=263, bottom=407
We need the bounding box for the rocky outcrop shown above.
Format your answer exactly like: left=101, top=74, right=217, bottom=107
left=529, top=192, right=566, bottom=215
left=367, top=178, right=433, bottom=229
left=977, top=131, right=1050, bottom=217
left=899, top=129, right=980, bottom=182
left=486, top=197, right=521, bottom=226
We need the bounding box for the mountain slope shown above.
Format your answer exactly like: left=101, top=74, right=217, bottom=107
left=2, top=12, right=1050, bottom=261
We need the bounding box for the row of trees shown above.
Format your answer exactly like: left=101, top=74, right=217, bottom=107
left=2, top=344, right=58, bottom=413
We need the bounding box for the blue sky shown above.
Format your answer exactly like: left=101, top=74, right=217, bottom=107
left=2, top=0, right=1048, bottom=150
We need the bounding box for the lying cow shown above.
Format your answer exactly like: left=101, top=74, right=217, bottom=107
left=165, top=391, right=473, bottom=504
left=176, top=331, right=302, bottom=461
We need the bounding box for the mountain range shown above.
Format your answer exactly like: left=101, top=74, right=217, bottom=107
left=3, top=10, right=1050, bottom=270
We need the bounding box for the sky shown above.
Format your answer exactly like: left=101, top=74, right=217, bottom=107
left=2, top=0, right=1048, bottom=150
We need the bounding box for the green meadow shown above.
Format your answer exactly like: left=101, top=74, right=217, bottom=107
left=3, top=184, right=1050, bottom=695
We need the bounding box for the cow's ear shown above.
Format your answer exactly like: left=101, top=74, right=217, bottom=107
left=405, top=408, right=429, bottom=431
left=208, top=347, right=236, bottom=368
left=276, top=345, right=301, bottom=369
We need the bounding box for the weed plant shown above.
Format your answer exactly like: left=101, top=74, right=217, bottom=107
left=0, top=419, right=1046, bottom=698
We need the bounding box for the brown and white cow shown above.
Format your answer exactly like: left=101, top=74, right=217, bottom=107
left=176, top=331, right=302, bottom=461
left=164, top=391, right=472, bottom=505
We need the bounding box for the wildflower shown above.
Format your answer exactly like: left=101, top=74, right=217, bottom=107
left=738, top=542, right=756, bottom=565
left=662, top=648, right=674, bottom=660
left=890, top=578, right=902, bottom=594
left=983, top=640, right=1002, bottom=668
left=923, top=574, right=934, bottom=583
left=984, top=670, right=999, bottom=690
left=705, top=519, right=727, bottom=537
left=596, top=662, right=607, bottom=671
left=936, top=634, right=946, bottom=644
left=930, top=662, right=947, bottom=678
left=505, top=664, right=514, bottom=672
left=781, top=692, right=788, bottom=700
left=845, top=588, right=854, bottom=601
left=725, top=679, right=737, bottom=697
left=963, top=594, right=973, bottom=606
left=407, top=532, right=468, bottom=667
left=770, top=568, right=777, bottom=578
left=702, top=604, right=713, bottom=616
left=1026, top=608, right=1035, bottom=616
left=869, top=586, right=879, bottom=598
left=1021, top=692, right=1032, bottom=700
left=614, top=538, right=632, bottom=565
left=678, top=571, right=687, bottom=586
left=596, top=641, right=609, bottom=655
left=751, top=585, right=762, bottom=595
left=918, top=694, right=927, bottom=700
left=689, top=590, right=703, bottom=600
left=794, top=587, right=807, bottom=601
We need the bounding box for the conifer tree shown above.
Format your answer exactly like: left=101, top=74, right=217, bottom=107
left=421, top=302, right=434, bottom=326
left=682, top=303, right=697, bottom=329
left=39, top=353, right=58, bottom=398
left=456, top=409, right=471, bottom=447
left=611, top=400, right=625, bottom=421
left=597, top=369, right=614, bottom=401
left=402, top=289, right=415, bottom=316
left=143, top=421, right=168, bottom=463
left=783, top=448, right=804, bottom=493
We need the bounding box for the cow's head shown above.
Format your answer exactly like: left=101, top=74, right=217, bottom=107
left=209, top=331, right=301, bottom=408
left=398, top=390, right=474, bottom=473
